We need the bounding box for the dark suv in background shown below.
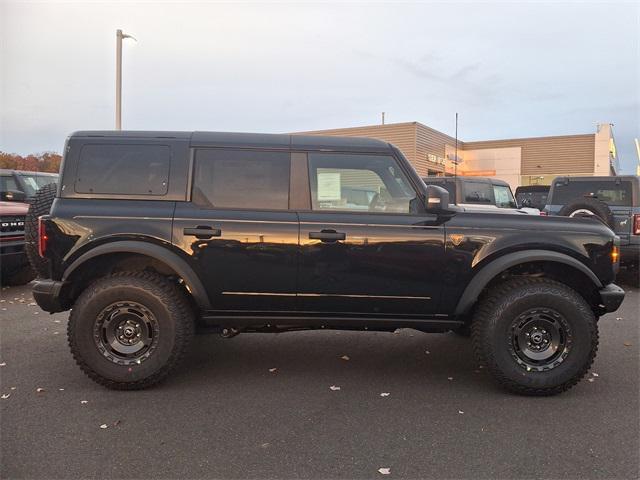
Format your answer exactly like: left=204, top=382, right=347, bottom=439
left=31, top=131, right=624, bottom=395
left=515, top=185, right=550, bottom=211
left=0, top=169, right=58, bottom=200
left=544, top=176, right=640, bottom=268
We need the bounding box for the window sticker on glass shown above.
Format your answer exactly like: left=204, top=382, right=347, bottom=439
left=317, top=172, right=341, bottom=201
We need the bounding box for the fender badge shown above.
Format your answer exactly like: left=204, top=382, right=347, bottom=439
left=449, top=234, right=465, bottom=246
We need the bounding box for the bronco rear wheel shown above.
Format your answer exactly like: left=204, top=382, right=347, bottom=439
left=471, top=278, right=598, bottom=396
left=68, top=271, right=195, bottom=389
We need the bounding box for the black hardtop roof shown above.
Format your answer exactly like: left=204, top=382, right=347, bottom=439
left=553, top=175, right=639, bottom=183
left=515, top=185, right=550, bottom=192
left=0, top=169, right=58, bottom=176
left=422, top=175, right=510, bottom=186
left=69, top=130, right=392, bottom=153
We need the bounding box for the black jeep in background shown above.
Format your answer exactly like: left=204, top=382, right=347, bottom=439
left=544, top=175, right=640, bottom=268
left=31, top=131, right=624, bottom=395
left=515, top=185, right=550, bottom=211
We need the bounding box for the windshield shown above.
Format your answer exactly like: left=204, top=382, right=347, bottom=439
left=18, top=173, right=58, bottom=197
left=493, top=184, right=518, bottom=208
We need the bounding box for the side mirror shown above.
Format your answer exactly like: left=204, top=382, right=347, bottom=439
left=425, top=185, right=450, bottom=213
left=0, top=190, right=27, bottom=202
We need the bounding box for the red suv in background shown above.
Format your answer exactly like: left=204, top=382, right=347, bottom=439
left=0, top=194, right=32, bottom=285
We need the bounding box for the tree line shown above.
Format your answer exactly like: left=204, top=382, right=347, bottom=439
left=0, top=152, right=62, bottom=173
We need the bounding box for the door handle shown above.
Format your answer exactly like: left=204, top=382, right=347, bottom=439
left=309, top=229, right=346, bottom=242
left=183, top=226, right=222, bottom=239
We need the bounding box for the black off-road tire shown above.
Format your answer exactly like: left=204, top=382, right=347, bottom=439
left=471, top=278, right=598, bottom=396
left=25, top=183, right=57, bottom=277
left=68, top=271, right=195, bottom=390
left=1, top=266, right=36, bottom=286
left=558, top=197, right=614, bottom=229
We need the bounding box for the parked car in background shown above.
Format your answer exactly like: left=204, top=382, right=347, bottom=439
left=422, top=176, right=540, bottom=214
left=32, top=131, right=624, bottom=395
left=544, top=175, right=640, bottom=268
left=0, top=190, right=34, bottom=285
left=515, top=185, right=550, bottom=211
left=0, top=169, right=59, bottom=200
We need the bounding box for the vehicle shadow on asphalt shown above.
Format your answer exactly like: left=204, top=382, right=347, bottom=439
left=170, top=329, right=500, bottom=394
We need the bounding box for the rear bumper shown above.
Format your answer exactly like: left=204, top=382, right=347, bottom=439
left=32, top=279, right=67, bottom=313
left=620, top=243, right=639, bottom=265
left=599, top=283, right=625, bottom=313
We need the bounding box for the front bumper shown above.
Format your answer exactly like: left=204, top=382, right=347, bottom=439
left=32, top=279, right=67, bottom=313
left=599, top=283, right=625, bottom=313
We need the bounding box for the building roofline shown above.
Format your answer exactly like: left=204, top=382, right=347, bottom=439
left=463, top=132, right=595, bottom=145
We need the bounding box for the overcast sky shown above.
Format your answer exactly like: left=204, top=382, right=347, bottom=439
left=1, top=0, right=638, bottom=172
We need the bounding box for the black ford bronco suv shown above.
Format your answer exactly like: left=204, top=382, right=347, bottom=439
left=32, top=131, right=625, bottom=395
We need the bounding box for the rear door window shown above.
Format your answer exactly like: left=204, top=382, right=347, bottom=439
left=462, top=181, right=494, bottom=205
left=552, top=180, right=632, bottom=206
left=75, top=144, right=170, bottom=195
left=192, top=149, right=290, bottom=210
left=0, top=175, right=19, bottom=193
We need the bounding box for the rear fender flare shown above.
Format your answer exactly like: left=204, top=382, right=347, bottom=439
left=454, top=249, right=602, bottom=316
left=63, top=240, right=211, bottom=309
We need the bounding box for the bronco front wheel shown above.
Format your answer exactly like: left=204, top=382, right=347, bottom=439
left=471, top=278, right=598, bottom=396
left=68, top=272, right=195, bottom=389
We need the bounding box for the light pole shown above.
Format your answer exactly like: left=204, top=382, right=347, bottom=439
left=115, top=29, right=136, bottom=130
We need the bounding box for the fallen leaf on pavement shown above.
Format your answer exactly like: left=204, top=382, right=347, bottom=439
left=329, top=385, right=341, bottom=391
left=1, top=393, right=10, bottom=399
left=588, top=378, right=595, bottom=383
left=0, top=362, right=5, bottom=367
left=58, top=388, right=65, bottom=391
left=616, top=317, right=623, bottom=321
left=458, top=410, right=464, bottom=414
left=447, top=377, right=454, bottom=381
left=624, top=342, right=632, bottom=347
left=81, top=400, right=88, bottom=404
left=380, top=392, right=390, bottom=397
left=261, top=443, right=270, bottom=448
left=99, top=424, right=108, bottom=429
left=592, top=372, right=599, bottom=377
left=378, top=468, right=391, bottom=475
left=36, top=388, right=45, bottom=393
left=268, top=368, right=277, bottom=373
left=341, top=355, right=350, bottom=361
left=425, top=350, right=430, bottom=355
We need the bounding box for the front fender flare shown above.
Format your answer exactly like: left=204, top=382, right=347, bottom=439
left=454, top=249, right=602, bottom=316
left=63, top=240, right=211, bottom=310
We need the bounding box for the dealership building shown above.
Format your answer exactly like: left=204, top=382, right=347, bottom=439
left=298, top=122, right=619, bottom=190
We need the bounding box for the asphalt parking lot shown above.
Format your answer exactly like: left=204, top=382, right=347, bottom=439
left=1, top=273, right=638, bottom=479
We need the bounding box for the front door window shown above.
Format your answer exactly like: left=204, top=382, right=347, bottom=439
left=308, top=154, right=419, bottom=214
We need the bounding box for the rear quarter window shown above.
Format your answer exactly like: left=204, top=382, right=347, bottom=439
left=75, top=144, right=170, bottom=195
left=552, top=180, right=632, bottom=207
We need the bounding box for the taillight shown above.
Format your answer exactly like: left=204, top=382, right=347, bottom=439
left=611, top=245, right=620, bottom=264
left=634, top=214, right=640, bottom=235
left=38, top=217, right=48, bottom=257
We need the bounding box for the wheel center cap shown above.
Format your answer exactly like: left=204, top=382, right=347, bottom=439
left=531, top=332, right=544, bottom=344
